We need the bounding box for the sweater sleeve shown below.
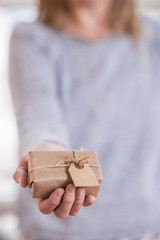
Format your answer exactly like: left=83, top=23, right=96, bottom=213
left=143, top=14, right=160, bottom=51
left=9, top=23, right=71, bottom=154
left=150, top=14, right=160, bottom=49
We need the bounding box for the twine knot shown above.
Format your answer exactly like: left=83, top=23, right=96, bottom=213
left=65, top=149, right=89, bottom=169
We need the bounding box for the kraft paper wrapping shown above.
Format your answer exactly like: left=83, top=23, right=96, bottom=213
left=28, top=149, right=103, bottom=199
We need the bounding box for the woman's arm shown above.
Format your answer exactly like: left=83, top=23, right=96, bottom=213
left=10, top=23, right=96, bottom=218
left=9, top=23, right=71, bottom=153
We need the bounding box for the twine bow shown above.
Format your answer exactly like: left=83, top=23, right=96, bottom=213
left=64, top=149, right=89, bottom=169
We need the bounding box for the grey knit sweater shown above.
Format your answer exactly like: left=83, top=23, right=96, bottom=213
left=10, top=15, right=160, bottom=240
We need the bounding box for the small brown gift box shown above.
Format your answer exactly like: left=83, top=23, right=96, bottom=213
left=28, top=149, right=103, bottom=199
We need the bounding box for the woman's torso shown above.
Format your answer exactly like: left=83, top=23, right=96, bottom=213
left=13, top=16, right=160, bottom=240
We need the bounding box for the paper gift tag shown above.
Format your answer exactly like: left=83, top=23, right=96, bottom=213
left=68, top=163, right=99, bottom=187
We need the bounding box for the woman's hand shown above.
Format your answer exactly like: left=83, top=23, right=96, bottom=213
left=13, top=142, right=96, bottom=218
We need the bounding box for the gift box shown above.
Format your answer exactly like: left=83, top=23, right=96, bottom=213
left=28, top=149, right=103, bottom=199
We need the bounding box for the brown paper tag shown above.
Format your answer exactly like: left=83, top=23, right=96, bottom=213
left=68, top=163, right=99, bottom=187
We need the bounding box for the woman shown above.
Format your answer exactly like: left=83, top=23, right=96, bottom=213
left=10, top=0, right=160, bottom=240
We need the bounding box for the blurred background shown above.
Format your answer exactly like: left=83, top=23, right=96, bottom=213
left=0, top=0, right=159, bottom=239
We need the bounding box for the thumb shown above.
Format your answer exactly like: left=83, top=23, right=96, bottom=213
left=13, top=153, right=28, bottom=188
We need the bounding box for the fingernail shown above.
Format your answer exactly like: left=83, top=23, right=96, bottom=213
left=68, top=185, right=75, bottom=193
left=90, top=196, right=96, bottom=204
left=77, top=188, right=85, bottom=197
left=19, top=177, right=22, bottom=186
left=56, top=190, right=63, bottom=197
left=84, top=196, right=96, bottom=206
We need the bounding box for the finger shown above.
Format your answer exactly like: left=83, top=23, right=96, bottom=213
left=35, top=188, right=64, bottom=215
left=54, top=183, right=76, bottom=218
left=83, top=195, right=96, bottom=207
left=13, top=167, right=28, bottom=188
left=18, top=153, right=28, bottom=170
left=13, top=154, right=28, bottom=187
left=69, top=187, right=86, bottom=216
